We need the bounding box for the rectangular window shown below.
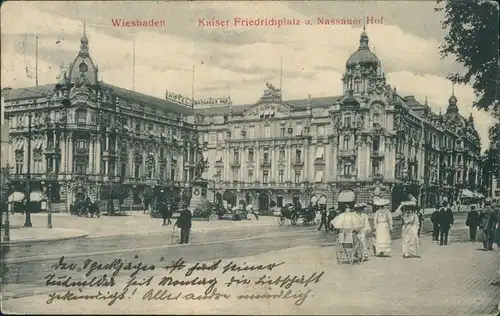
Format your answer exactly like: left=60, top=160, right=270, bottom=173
left=216, top=170, right=222, bottom=182
left=280, top=126, right=286, bottom=138
left=344, top=116, right=351, bottom=128
left=264, top=126, right=271, bottom=138
left=277, top=196, right=283, bottom=208
left=279, top=149, right=285, bottom=161
left=294, top=171, right=301, bottom=183
left=232, top=169, right=238, bottom=181
left=249, top=127, right=255, bottom=138
left=248, top=148, right=254, bottom=162
left=315, top=146, right=324, bottom=159
left=343, top=137, right=350, bottom=150
left=76, top=111, right=86, bottom=125
left=314, top=170, right=324, bottom=183
left=295, top=149, right=302, bottom=163
left=233, top=149, right=239, bottom=162
left=135, top=165, right=141, bottom=178
left=263, top=149, right=270, bottom=163
left=247, top=170, right=253, bottom=182
left=279, top=170, right=284, bottom=183
left=343, top=164, right=351, bottom=176
left=372, top=160, right=380, bottom=174
left=263, top=170, right=269, bottom=183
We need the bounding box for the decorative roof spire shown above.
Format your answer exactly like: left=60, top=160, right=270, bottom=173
left=447, top=83, right=458, bottom=113
left=79, top=19, right=89, bottom=56
left=359, top=25, right=369, bottom=49
left=468, top=112, right=474, bottom=123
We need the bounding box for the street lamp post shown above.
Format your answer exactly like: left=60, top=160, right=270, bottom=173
left=4, top=181, right=13, bottom=242
left=47, top=183, right=53, bottom=228
left=24, top=112, right=34, bottom=227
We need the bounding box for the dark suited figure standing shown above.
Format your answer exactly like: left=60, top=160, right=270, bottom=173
left=318, top=205, right=329, bottom=231
left=465, top=205, right=480, bottom=242
left=431, top=207, right=440, bottom=241
left=437, top=201, right=454, bottom=246
left=160, top=200, right=171, bottom=226
left=327, top=207, right=337, bottom=231
left=176, top=207, right=192, bottom=244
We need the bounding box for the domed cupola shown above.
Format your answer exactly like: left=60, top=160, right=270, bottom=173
left=67, top=21, right=99, bottom=88
left=345, top=27, right=380, bottom=70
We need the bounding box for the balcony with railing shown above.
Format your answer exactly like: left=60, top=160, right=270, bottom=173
left=293, top=159, right=304, bottom=167
left=338, top=149, right=356, bottom=157
left=371, top=150, right=384, bottom=158
left=260, top=160, right=272, bottom=169
left=230, top=160, right=241, bottom=168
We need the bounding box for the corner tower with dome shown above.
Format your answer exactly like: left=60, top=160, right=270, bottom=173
left=2, top=26, right=199, bottom=213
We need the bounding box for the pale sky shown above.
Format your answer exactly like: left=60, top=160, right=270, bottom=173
left=0, top=1, right=496, bottom=150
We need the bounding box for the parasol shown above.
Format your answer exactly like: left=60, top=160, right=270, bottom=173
left=331, top=211, right=365, bottom=230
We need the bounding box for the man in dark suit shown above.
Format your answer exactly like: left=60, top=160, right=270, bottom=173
left=431, top=206, right=440, bottom=241
left=465, top=205, right=480, bottom=242
left=437, top=201, right=454, bottom=246
left=317, top=204, right=328, bottom=231
left=176, top=207, right=192, bottom=244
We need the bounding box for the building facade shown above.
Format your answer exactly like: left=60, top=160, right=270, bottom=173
left=195, top=29, right=482, bottom=212
left=3, top=28, right=484, bottom=213
left=3, top=29, right=199, bottom=211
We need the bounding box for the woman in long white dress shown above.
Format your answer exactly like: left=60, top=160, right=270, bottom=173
left=373, top=198, right=393, bottom=257
left=354, top=203, right=372, bottom=261
left=401, top=206, right=421, bottom=258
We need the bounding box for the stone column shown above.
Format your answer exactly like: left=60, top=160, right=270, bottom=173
left=95, top=135, right=101, bottom=174
left=331, top=139, right=338, bottom=180
left=23, top=137, right=28, bottom=173
left=303, top=144, right=308, bottom=180
left=88, top=137, right=94, bottom=174
left=68, top=135, right=73, bottom=174
left=366, top=144, right=371, bottom=179
left=287, top=145, right=292, bottom=181
left=60, top=135, right=66, bottom=173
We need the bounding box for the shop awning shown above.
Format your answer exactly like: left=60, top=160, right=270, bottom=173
left=338, top=190, right=355, bottom=203
left=30, top=191, right=44, bottom=202
left=8, top=192, right=24, bottom=202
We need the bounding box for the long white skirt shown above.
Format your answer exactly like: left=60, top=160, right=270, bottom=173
left=402, top=225, right=421, bottom=257
left=375, top=222, right=392, bottom=254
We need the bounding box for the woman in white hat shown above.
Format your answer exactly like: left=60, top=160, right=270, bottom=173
left=373, top=198, right=393, bottom=257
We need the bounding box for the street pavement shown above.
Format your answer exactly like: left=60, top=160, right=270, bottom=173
left=0, top=227, right=87, bottom=245
left=3, top=212, right=499, bottom=315
left=5, top=212, right=279, bottom=238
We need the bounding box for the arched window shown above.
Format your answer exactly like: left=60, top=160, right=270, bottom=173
left=373, top=113, right=380, bottom=125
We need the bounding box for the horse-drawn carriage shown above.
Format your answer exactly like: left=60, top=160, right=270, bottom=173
left=70, top=199, right=101, bottom=218
left=277, top=204, right=316, bottom=226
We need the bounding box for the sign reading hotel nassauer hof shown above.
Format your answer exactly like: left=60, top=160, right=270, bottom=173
left=166, top=90, right=232, bottom=107
left=2, top=0, right=499, bottom=315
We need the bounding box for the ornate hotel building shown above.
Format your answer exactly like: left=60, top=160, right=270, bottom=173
left=3, top=28, right=198, bottom=212
left=3, top=27, right=483, bottom=212
left=196, top=29, right=483, bottom=211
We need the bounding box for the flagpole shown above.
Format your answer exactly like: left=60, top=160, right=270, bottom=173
left=280, top=54, right=283, bottom=101
left=132, top=40, right=135, bottom=91
left=35, top=36, right=39, bottom=87
left=191, top=64, right=195, bottom=108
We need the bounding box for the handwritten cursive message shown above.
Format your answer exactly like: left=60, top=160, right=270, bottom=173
left=44, top=256, right=325, bottom=307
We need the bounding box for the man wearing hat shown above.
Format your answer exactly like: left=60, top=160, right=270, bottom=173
left=437, top=201, right=454, bottom=246
left=175, top=205, right=192, bottom=244
left=465, top=205, right=480, bottom=242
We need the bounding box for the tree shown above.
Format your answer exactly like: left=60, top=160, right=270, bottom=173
left=436, top=0, right=499, bottom=115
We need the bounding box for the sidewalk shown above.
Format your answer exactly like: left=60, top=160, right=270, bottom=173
left=3, top=221, right=498, bottom=315
left=5, top=213, right=279, bottom=238
left=0, top=227, right=88, bottom=245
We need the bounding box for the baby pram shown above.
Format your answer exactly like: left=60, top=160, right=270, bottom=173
left=336, top=228, right=364, bottom=264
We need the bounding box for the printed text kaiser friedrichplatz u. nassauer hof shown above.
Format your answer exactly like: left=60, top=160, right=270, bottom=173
left=198, top=17, right=301, bottom=27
